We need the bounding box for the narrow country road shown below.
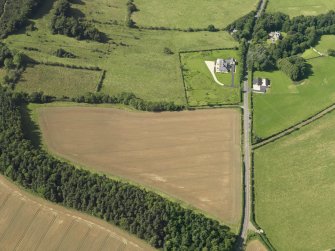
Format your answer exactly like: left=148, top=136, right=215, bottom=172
left=241, top=79, right=252, bottom=241
left=236, top=0, right=266, bottom=248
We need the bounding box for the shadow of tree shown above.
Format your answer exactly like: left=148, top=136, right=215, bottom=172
left=20, top=104, right=42, bottom=149
left=33, top=0, right=56, bottom=19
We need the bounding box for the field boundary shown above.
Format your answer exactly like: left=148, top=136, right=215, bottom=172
left=179, top=47, right=238, bottom=54
left=137, top=25, right=225, bottom=32
left=250, top=152, right=276, bottom=251
left=179, top=47, right=241, bottom=108
left=177, top=52, right=190, bottom=108
left=252, top=102, right=335, bottom=149
left=30, top=60, right=103, bottom=72
left=96, top=70, right=106, bottom=92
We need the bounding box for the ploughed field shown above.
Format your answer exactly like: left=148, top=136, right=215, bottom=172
left=38, top=107, right=242, bottom=226
left=0, top=175, right=153, bottom=251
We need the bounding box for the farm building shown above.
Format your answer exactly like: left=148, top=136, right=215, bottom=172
left=215, top=58, right=236, bottom=73
left=253, top=78, right=270, bottom=93
left=269, top=31, right=281, bottom=43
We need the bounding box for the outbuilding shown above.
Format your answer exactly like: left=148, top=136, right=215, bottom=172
left=253, top=78, right=270, bottom=93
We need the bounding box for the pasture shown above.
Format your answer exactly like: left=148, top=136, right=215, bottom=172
left=15, top=65, right=101, bottom=98
left=266, top=0, right=335, bottom=17
left=181, top=50, right=241, bottom=106
left=37, top=107, right=242, bottom=227
left=246, top=240, right=268, bottom=251
left=74, top=0, right=128, bottom=24
left=132, top=0, right=259, bottom=29
left=0, top=174, right=153, bottom=251
left=254, top=110, right=335, bottom=250
left=253, top=53, right=335, bottom=139
left=315, top=35, right=335, bottom=55
left=4, top=0, right=238, bottom=104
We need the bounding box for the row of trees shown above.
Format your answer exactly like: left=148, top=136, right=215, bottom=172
left=72, top=92, right=185, bottom=112
left=51, top=0, right=105, bottom=42
left=226, top=11, right=256, bottom=41
left=0, top=0, right=42, bottom=38
left=0, top=87, right=236, bottom=250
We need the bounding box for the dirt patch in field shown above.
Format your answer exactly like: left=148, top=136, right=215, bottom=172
left=246, top=240, right=268, bottom=251
left=0, top=175, right=154, bottom=251
left=38, top=107, right=242, bottom=225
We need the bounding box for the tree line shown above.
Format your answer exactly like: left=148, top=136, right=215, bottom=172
left=51, top=0, right=106, bottom=42
left=72, top=92, right=185, bottom=112
left=0, top=87, right=236, bottom=250
left=0, top=0, right=42, bottom=38
left=18, top=90, right=185, bottom=112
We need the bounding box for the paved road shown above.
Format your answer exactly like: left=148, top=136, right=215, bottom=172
left=237, top=0, right=266, bottom=247
left=241, top=79, right=252, bottom=241
left=253, top=103, right=335, bottom=149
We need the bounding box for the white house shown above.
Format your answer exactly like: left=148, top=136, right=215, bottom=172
left=269, top=31, right=281, bottom=43
left=215, top=58, right=236, bottom=73
left=253, top=78, right=270, bottom=93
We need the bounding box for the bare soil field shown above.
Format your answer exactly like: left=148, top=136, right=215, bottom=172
left=0, top=175, right=154, bottom=251
left=246, top=240, right=268, bottom=251
left=38, top=107, right=242, bottom=226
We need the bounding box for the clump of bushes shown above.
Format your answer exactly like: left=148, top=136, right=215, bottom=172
left=126, top=0, right=137, bottom=28
left=207, top=24, right=218, bottom=32
left=277, top=56, right=308, bottom=81
left=54, top=48, right=76, bottom=58
left=0, top=43, right=27, bottom=87
left=163, top=47, right=174, bottom=55
left=328, top=49, right=335, bottom=56
left=51, top=0, right=105, bottom=42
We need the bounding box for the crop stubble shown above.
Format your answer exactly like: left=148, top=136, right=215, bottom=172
left=0, top=175, right=153, bottom=251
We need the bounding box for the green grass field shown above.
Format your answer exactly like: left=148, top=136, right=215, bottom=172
left=301, top=48, right=320, bottom=60
left=132, top=0, right=259, bottom=29
left=267, top=0, right=335, bottom=17
left=181, top=50, right=241, bottom=106
left=315, top=35, right=335, bottom=55
left=5, top=0, right=238, bottom=104
left=253, top=36, right=335, bottom=139
left=254, top=110, right=335, bottom=251
left=16, top=65, right=101, bottom=97
left=75, top=0, right=128, bottom=24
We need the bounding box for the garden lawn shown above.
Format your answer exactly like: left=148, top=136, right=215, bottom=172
left=132, top=0, right=259, bottom=29
left=267, top=0, right=335, bottom=17
left=253, top=55, right=335, bottom=139
left=16, top=65, right=101, bottom=98
left=254, top=110, right=335, bottom=251
left=181, top=50, right=241, bottom=107
left=5, top=0, right=237, bottom=104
